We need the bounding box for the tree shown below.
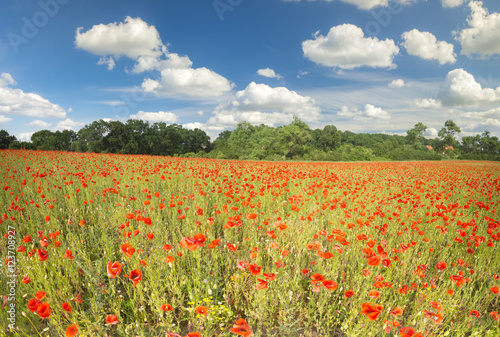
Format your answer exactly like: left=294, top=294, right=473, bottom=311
left=317, top=125, right=341, bottom=151
left=406, top=122, right=427, bottom=149
left=438, top=120, right=461, bottom=151
left=0, top=130, right=17, bottom=149
left=276, top=116, right=312, bottom=159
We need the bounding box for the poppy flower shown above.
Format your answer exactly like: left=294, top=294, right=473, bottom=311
left=345, top=290, right=355, bottom=298
left=62, top=302, right=72, bottom=313
left=35, top=291, right=46, bottom=300
left=165, top=256, right=176, bottom=263
left=322, top=280, right=337, bottom=290
left=399, top=327, right=415, bottom=337
left=105, top=314, right=118, bottom=326
left=248, top=264, right=262, bottom=275
left=63, top=250, right=74, bottom=259
left=195, top=305, right=209, bottom=316
left=37, top=302, right=51, bottom=319
left=22, top=276, right=31, bottom=284
left=469, top=310, right=481, bottom=318
left=186, top=333, right=201, bottom=337
left=390, top=307, right=403, bottom=316
left=490, top=311, right=500, bottom=321
left=28, top=298, right=41, bottom=312
left=490, top=286, right=499, bottom=294
left=161, top=303, right=173, bottom=311
left=38, top=249, right=48, bottom=262
left=360, top=302, right=383, bottom=321
left=107, top=261, right=122, bottom=278
left=66, top=324, right=78, bottom=337
left=423, top=311, right=443, bottom=324
left=369, top=290, right=380, bottom=298
left=256, top=279, right=268, bottom=290
left=263, top=273, right=276, bottom=281
left=431, top=301, right=442, bottom=312
left=123, top=269, right=142, bottom=287
left=120, top=243, right=135, bottom=258
left=436, top=261, right=447, bottom=270
left=230, top=318, right=253, bottom=336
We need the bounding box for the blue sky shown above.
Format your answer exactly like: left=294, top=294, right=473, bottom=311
left=1, top=0, right=499, bottom=142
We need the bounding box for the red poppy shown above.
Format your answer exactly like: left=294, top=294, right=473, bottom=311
left=62, top=302, right=72, bottom=313
left=322, top=280, right=337, bottom=290
left=360, top=302, right=383, bottom=321
left=436, top=261, right=447, bottom=270
left=22, top=276, right=31, bottom=284
left=120, top=243, right=135, bottom=258
left=161, top=303, right=173, bottom=311
left=66, top=324, right=78, bottom=337
left=38, top=249, right=48, bottom=262
left=37, top=302, right=51, bottom=319
left=105, top=314, right=118, bottom=326
left=27, top=298, right=41, bottom=312
left=107, top=261, right=122, bottom=278
left=123, top=269, right=142, bottom=287
left=490, top=286, right=499, bottom=294
left=345, top=290, right=355, bottom=298
left=399, top=327, right=415, bottom=337
left=369, top=290, right=380, bottom=298
left=390, top=307, right=403, bottom=316
left=186, top=333, right=201, bottom=337
left=63, top=250, right=74, bottom=259
left=195, top=305, right=209, bottom=316
left=256, top=279, right=268, bottom=290
left=469, top=310, right=481, bottom=318
left=248, top=264, right=262, bottom=275
left=35, top=291, right=46, bottom=300
left=230, top=318, right=253, bottom=336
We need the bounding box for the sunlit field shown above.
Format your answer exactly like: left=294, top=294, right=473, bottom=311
left=1, top=150, right=499, bottom=337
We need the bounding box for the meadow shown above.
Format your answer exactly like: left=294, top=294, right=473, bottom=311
left=0, top=150, right=499, bottom=337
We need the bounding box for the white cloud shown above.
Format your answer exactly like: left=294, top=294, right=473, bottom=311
left=26, top=120, right=51, bottom=128
left=462, top=118, right=500, bottom=134
left=338, top=104, right=390, bottom=120
left=206, top=82, right=321, bottom=128
left=183, top=122, right=204, bottom=130
left=424, top=127, right=439, bottom=138
left=455, top=1, right=500, bottom=58
left=282, top=0, right=419, bottom=11
left=0, top=74, right=67, bottom=118
left=18, top=132, right=35, bottom=142
left=388, top=79, right=406, bottom=88
left=75, top=17, right=163, bottom=63
left=302, top=24, right=399, bottom=70
left=441, top=0, right=466, bottom=8
left=437, top=69, right=500, bottom=107
left=297, top=70, right=309, bottom=78
left=0, top=115, right=12, bottom=123
left=402, top=29, right=456, bottom=64
left=142, top=67, right=233, bottom=98
left=97, top=100, right=126, bottom=106
left=76, top=17, right=233, bottom=99
left=56, top=118, right=84, bottom=131
left=129, top=111, right=179, bottom=123
left=0, top=73, right=16, bottom=87
left=415, top=98, right=442, bottom=108
left=257, top=68, right=283, bottom=80
left=97, top=56, right=116, bottom=70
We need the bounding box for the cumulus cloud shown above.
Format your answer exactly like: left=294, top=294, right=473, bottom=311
left=415, top=98, right=442, bottom=108
left=257, top=68, right=283, bottom=80
left=17, top=132, right=35, bottom=142
left=388, top=79, right=406, bottom=88
left=424, top=127, right=439, bottom=138
left=402, top=29, right=456, bottom=64
left=441, top=0, right=466, bottom=8
left=75, top=17, right=233, bottom=99
left=56, top=118, right=84, bottom=131
left=206, top=82, right=321, bottom=128
left=462, top=118, right=500, bottom=134
left=0, top=73, right=67, bottom=118
left=129, top=111, right=178, bottom=123
left=142, top=67, right=233, bottom=98
left=26, top=120, right=51, bottom=128
left=0, top=115, right=12, bottom=123
left=302, top=24, right=399, bottom=70
left=437, top=69, right=500, bottom=106
left=455, top=1, right=500, bottom=58
left=183, top=122, right=204, bottom=130
left=338, top=104, right=390, bottom=120
left=0, top=73, right=16, bottom=87
left=75, top=17, right=163, bottom=62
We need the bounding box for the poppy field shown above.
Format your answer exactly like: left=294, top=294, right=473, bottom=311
left=1, top=150, right=499, bottom=337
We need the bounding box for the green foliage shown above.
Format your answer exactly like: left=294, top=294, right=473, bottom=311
left=0, top=129, right=17, bottom=149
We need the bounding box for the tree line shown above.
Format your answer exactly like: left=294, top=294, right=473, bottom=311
left=1, top=117, right=498, bottom=161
